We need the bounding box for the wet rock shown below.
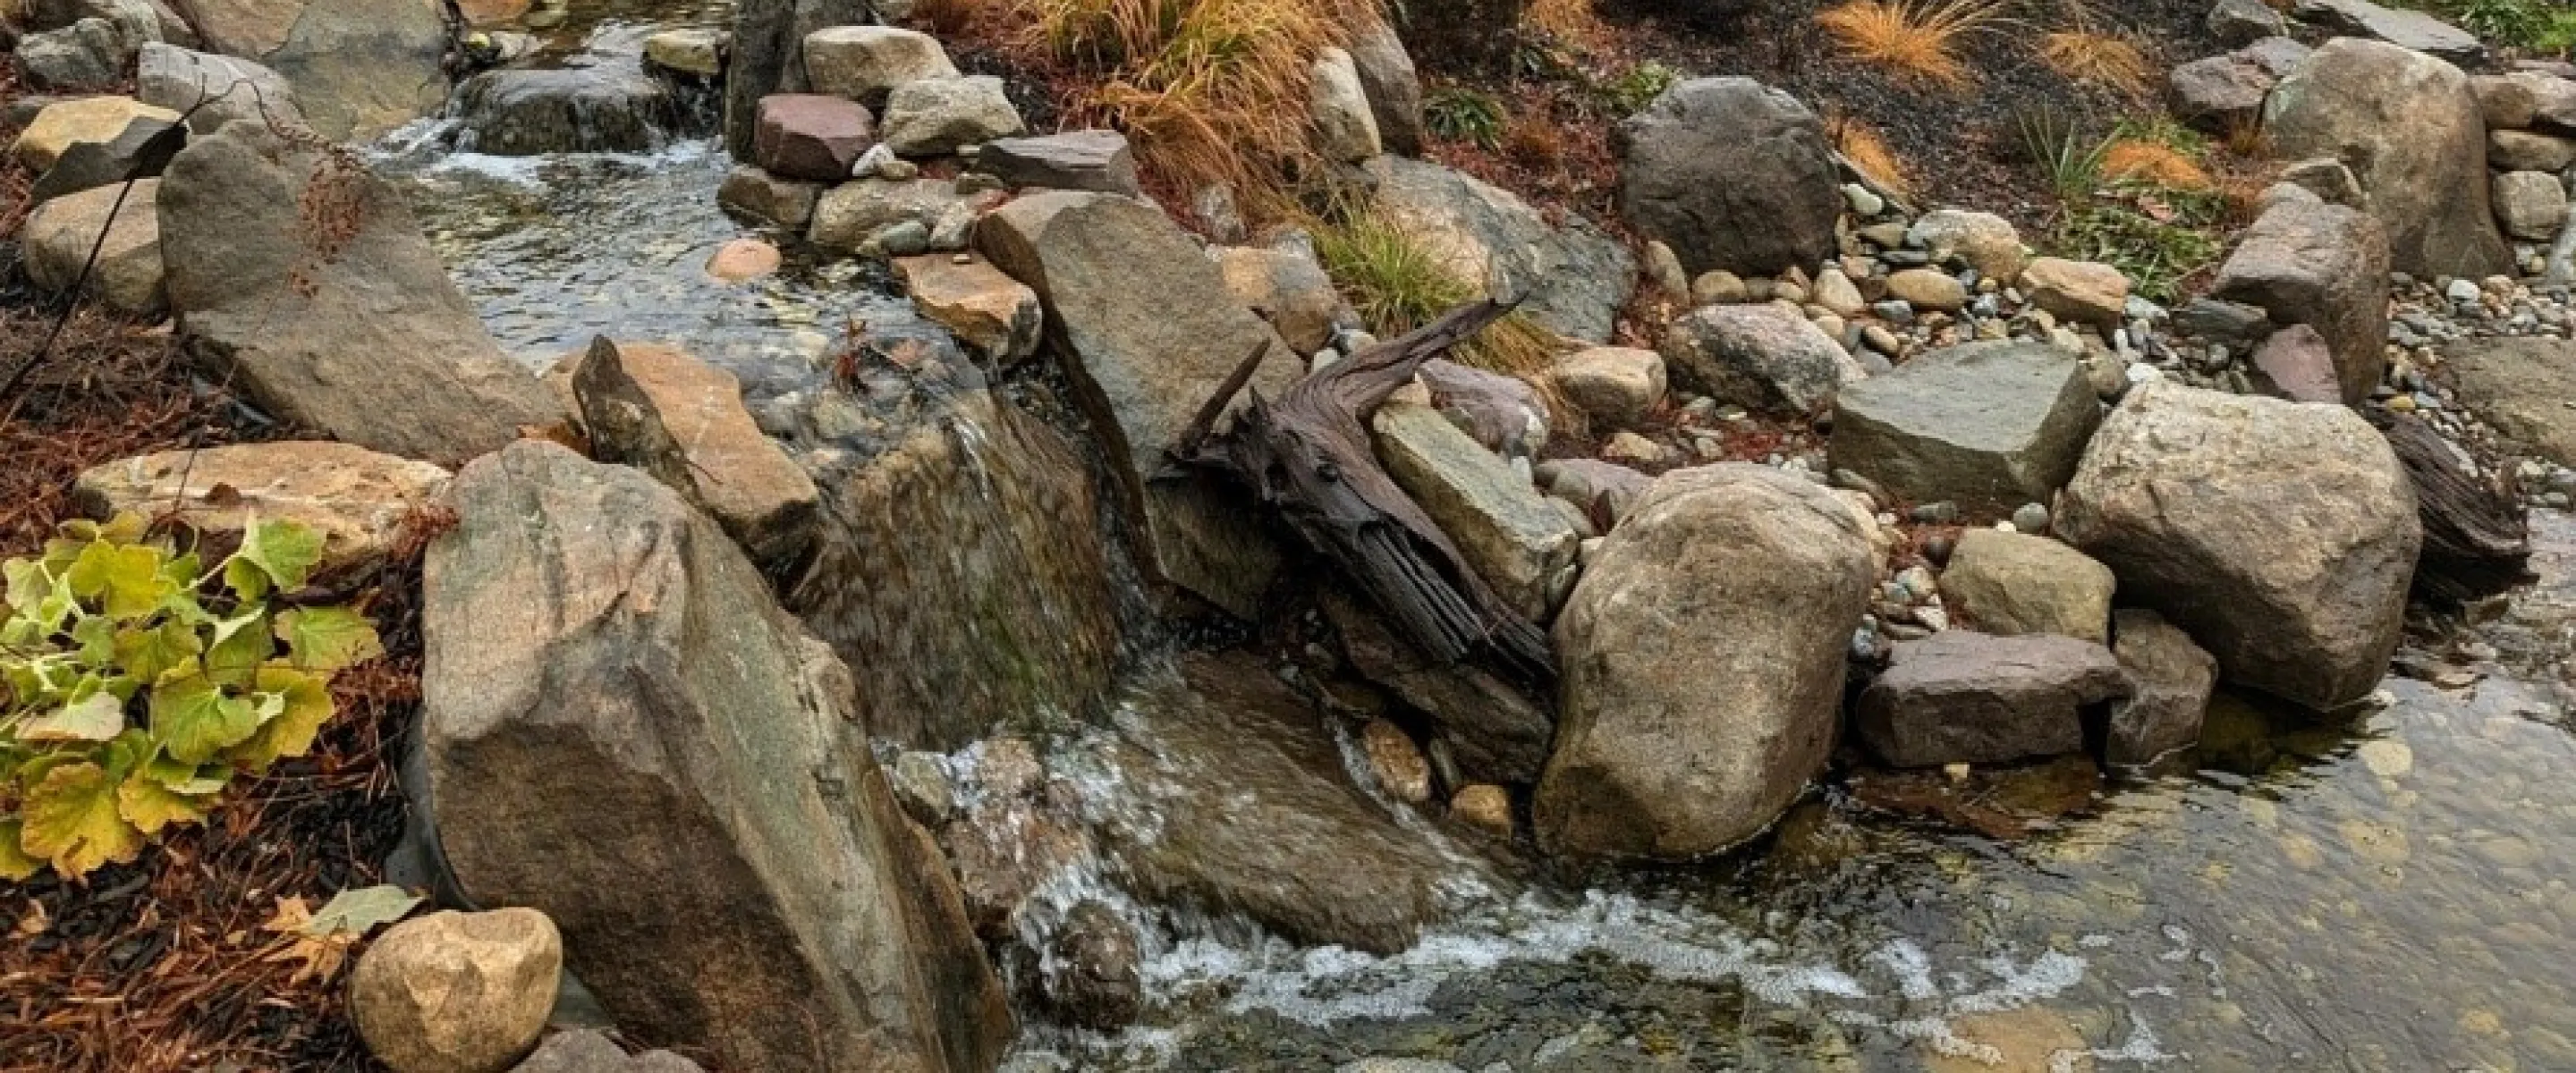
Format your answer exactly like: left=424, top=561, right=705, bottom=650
left=572, top=339, right=818, bottom=569
left=1552, top=345, right=1666, bottom=427
left=752, top=93, right=872, bottom=182
left=2494, top=170, right=2569, bottom=241
left=158, top=124, right=556, bottom=465
left=2264, top=37, right=2511, bottom=278
left=2019, top=257, right=2129, bottom=325
left=1830, top=341, right=2102, bottom=515
left=705, top=237, right=780, bottom=283
left=186, top=0, right=449, bottom=140
left=2056, top=382, right=2419, bottom=710
left=1361, top=719, right=1435, bottom=803
left=1323, top=588, right=1555, bottom=784
left=2106, top=608, right=2217, bottom=765
left=1374, top=400, right=1582, bottom=621
left=879, top=74, right=1023, bottom=157
left=2437, top=337, right=2576, bottom=467
left=23, top=176, right=165, bottom=314
left=1310, top=46, right=1381, bottom=163
left=719, top=0, right=871, bottom=158
left=1538, top=464, right=1877, bottom=860
left=1346, top=16, right=1424, bottom=155
left=1105, top=652, right=1464, bottom=953
left=2210, top=197, right=2390, bottom=405
left=12, top=95, right=176, bottom=173
left=1856, top=630, right=2130, bottom=768
left=1936, top=529, right=2115, bottom=643
left=642, top=29, right=724, bottom=77
left=421, top=441, right=1013, bottom=1073
left=716, top=165, right=822, bottom=230
left=973, top=129, right=1139, bottom=196
left=978, top=190, right=1295, bottom=617
left=1216, top=241, right=1347, bottom=355
left=1033, top=901, right=1143, bottom=1031
left=801, top=25, right=955, bottom=105
left=1362, top=154, right=1633, bottom=342
left=1661, top=303, right=1867, bottom=417
left=73, top=441, right=447, bottom=578
left=453, top=64, right=682, bottom=156
left=2291, top=0, right=2482, bottom=63
left=809, top=176, right=996, bottom=251
left=783, top=390, right=1124, bottom=750
left=1907, top=209, right=2026, bottom=283
left=894, top=252, right=1041, bottom=363
left=1614, top=76, right=1840, bottom=278
left=1449, top=783, right=1513, bottom=838
left=511, top=1030, right=705, bottom=1073
left=350, top=909, right=561, bottom=1073
left=1926, top=1007, right=2095, bottom=1073
left=940, top=796, right=1088, bottom=939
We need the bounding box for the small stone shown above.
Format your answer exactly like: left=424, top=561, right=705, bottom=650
left=1450, top=784, right=1513, bottom=839
left=2010, top=503, right=2049, bottom=534
left=1812, top=266, right=1868, bottom=316
left=1603, top=430, right=1663, bottom=466
left=1644, top=240, right=1691, bottom=301
left=704, top=237, right=779, bottom=283
left=1691, top=269, right=1749, bottom=305
left=1841, top=182, right=1885, bottom=216
left=879, top=75, right=1025, bottom=157
left=642, top=28, right=724, bottom=77
left=1360, top=720, right=1433, bottom=804
left=1552, top=345, right=1666, bottom=427
left=2020, top=258, right=2131, bottom=325
left=351, top=909, right=562, bottom=1073
left=1885, top=266, right=1966, bottom=311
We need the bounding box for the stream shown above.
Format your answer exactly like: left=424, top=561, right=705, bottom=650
left=379, top=5, right=2576, bottom=1069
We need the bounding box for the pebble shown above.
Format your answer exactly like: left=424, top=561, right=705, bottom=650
left=2010, top=503, right=2049, bottom=534
left=2445, top=278, right=2482, bottom=303
left=1842, top=182, right=1885, bottom=216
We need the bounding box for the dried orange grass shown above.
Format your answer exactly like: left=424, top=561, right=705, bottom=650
left=1830, top=117, right=1915, bottom=199
left=2100, top=139, right=2213, bottom=191
left=1816, top=0, right=2012, bottom=88
left=1527, top=0, right=1617, bottom=54
left=2038, top=30, right=2152, bottom=96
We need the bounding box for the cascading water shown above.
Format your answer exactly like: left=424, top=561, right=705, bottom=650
left=384, top=4, right=2576, bottom=1068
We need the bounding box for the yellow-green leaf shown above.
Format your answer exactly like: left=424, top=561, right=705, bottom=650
left=71, top=614, right=116, bottom=664
left=143, top=756, right=229, bottom=795
left=150, top=672, right=263, bottom=765
left=3, top=558, right=54, bottom=617
left=64, top=539, right=173, bottom=621
left=204, top=610, right=273, bottom=688
left=116, top=768, right=210, bottom=835
left=223, top=555, right=269, bottom=604
left=274, top=607, right=383, bottom=672
left=304, top=884, right=423, bottom=937
left=0, top=820, right=40, bottom=881
left=21, top=761, right=146, bottom=877
left=237, top=518, right=324, bottom=593
left=114, top=620, right=204, bottom=682
left=21, top=693, right=125, bottom=743
left=225, top=666, right=335, bottom=771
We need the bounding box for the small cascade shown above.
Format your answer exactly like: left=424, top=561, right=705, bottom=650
left=446, top=14, right=724, bottom=155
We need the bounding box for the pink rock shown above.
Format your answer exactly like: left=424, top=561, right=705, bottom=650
left=752, top=94, right=873, bottom=182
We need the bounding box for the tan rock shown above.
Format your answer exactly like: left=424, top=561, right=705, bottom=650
left=22, top=177, right=165, bottom=314
left=572, top=339, right=818, bottom=568
left=1451, top=783, right=1513, bottom=838
left=1885, top=266, right=1966, bottom=311
left=1551, top=346, right=1666, bottom=427
left=704, top=237, right=780, bottom=283
left=349, top=908, right=562, bottom=1073
left=2020, top=257, right=2130, bottom=325
left=1924, top=1008, right=2094, bottom=1073
left=1360, top=719, right=1433, bottom=804
left=73, top=441, right=449, bottom=577
left=895, top=253, right=1042, bottom=363
left=1214, top=244, right=1345, bottom=355
left=12, top=95, right=179, bottom=172
left=1936, top=529, right=2115, bottom=643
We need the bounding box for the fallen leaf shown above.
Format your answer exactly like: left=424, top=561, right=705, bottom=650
left=302, top=884, right=422, bottom=938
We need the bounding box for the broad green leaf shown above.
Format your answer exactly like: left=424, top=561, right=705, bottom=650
left=225, top=666, right=334, bottom=771
left=70, top=614, right=116, bottom=664
left=204, top=610, right=273, bottom=688
left=116, top=768, right=210, bottom=835
left=114, top=621, right=204, bottom=682
left=143, top=756, right=229, bottom=795
left=64, top=539, right=173, bottom=621
left=63, top=512, right=149, bottom=547
left=150, top=672, right=263, bottom=765
left=21, top=693, right=125, bottom=743
left=3, top=558, right=53, bottom=616
left=21, top=761, right=146, bottom=877
left=274, top=607, right=383, bottom=672
left=237, top=518, right=324, bottom=593
left=302, top=884, right=423, bottom=938
left=0, top=819, right=40, bottom=881
left=223, top=556, right=269, bottom=604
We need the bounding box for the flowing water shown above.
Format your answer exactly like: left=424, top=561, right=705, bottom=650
left=387, top=6, right=2576, bottom=1069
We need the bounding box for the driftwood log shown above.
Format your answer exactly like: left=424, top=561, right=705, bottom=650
left=2368, top=409, right=2531, bottom=605
left=1170, top=300, right=1555, bottom=686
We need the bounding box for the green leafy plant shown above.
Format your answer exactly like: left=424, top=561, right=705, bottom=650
left=1593, top=61, right=1679, bottom=116
left=0, top=513, right=383, bottom=880
left=1424, top=86, right=1509, bottom=149
left=2393, top=0, right=2576, bottom=52
left=2057, top=197, right=2225, bottom=303
left=2017, top=106, right=2109, bottom=206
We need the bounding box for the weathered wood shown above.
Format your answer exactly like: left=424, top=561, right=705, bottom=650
left=2368, top=409, right=2531, bottom=604
left=1174, top=300, right=1555, bottom=685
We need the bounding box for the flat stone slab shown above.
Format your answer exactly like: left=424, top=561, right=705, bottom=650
left=2440, top=337, right=2576, bottom=468
left=974, top=129, right=1139, bottom=196
left=1829, top=341, right=2102, bottom=515
left=1856, top=629, right=2131, bottom=768
left=73, top=440, right=449, bottom=579
left=1373, top=399, right=1581, bottom=621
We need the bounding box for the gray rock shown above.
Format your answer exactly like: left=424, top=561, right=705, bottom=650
left=421, top=441, right=1013, bottom=1073
left=641, top=29, right=724, bottom=77
left=801, top=25, right=955, bottom=106
left=2264, top=38, right=2512, bottom=279
left=1346, top=16, right=1424, bottom=156
left=2209, top=197, right=2391, bottom=405
left=2167, top=50, right=2279, bottom=134
left=974, top=129, right=1139, bottom=196
left=1309, top=46, right=1381, bottom=164
left=716, top=164, right=822, bottom=229
left=157, top=123, right=555, bottom=465
left=2488, top=130, right=2576, bottom=173
left=1855, top=630, right=2131, bottom=767
left=978, top=190, right=1294, bottom=617
left=15, top=18, right=132, bottom=90
left=1552, top=345, right=1666, bottom=427
left=188, top=0, right=451, bottom=140
left=808, top=176, right=996, bottom=252
left=2174, top=297, right=2275, bottom=342
left=2105, top=609, right=2216, bottom=766
left=136, top=43, right=299, bottom=133
left=2209, top=0, right=2288, bottom=43
left=1362, top=155, right=1634, bottom=342
left=879, top=74, right=1024, bottom=157
left=511, top=1030, right=705, bottom=1073
left=1538, top=464, right=1877, bottom=859
left=572, top=339, right=818, bottom=569
left=1324, top=589, right=1554, bottom=783
left=2291, top=0, right=2482, bottom=64
left=2494, top=170, right=2570, bottom=241
left=1661, top=303, right=1867, bottom=416
left=2438, top=337, right=2576, bottom=466
left=1614, top=77, right=1841, bottom=278
left=21, top=176, right=165, bottom=314
left=1538, top=458, right=1653, bottom=529
left=1214, top=242, right=1347, bottom=354
left=453, top=64, right=681, bottom=156
left=1829, top=342, right=2103, bottom=514
left=2056, top=382, right=2419, bottom=710
left=2278, top=156, right=2366, bottom=208
left=1906, top=209, right=2026, bottom=283
left=1936, top=529, right=2116, bottom=643
left=1374, top=400, right=1582, bottom=621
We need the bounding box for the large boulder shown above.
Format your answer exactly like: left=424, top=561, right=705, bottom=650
left=1854, top=630, right=2131, bottom=768
left=1372, top=399, right=1582, bottom=621
left=1361, top=155, right=1634, bottom=342
left=1936, top=529, right=2116, bottom=643
left=977, top=190, right=1295, bottom=617
left=185, top=0, right=450, bottom=140
left=1536, top=464, right=1877, bottom=860
left=349, top=909, right=561, bottom=1073
left=1347, top=16, right=1425, bottom=155
left=1660, top=303, right=1867, bottom=416
left=452, top=65, right=682, bottom=156
left=2209, top=197, right=2391, bottom=406
left=157, top=124, right=556, bottom=465
left=1829, top=342, right=2102, bottom=515
left=72, top=440, right=448, bottom=578
left=1614, top=77, right=1841, bottom=279
left=2056, top=382, right=2419, bottom=710
left=22, top=177, right=166, bottom=314
left=572, top=339, right=818, bottom=569
left=420, top=441, right=1013, bottom=1073
left=2262, top=38, right=2512, bottom=279
left=2437, top=337, right=2576, bottom=467
left=721, top=0, right=873, bottom=159
left=12, top=95, right=177, bottom=172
